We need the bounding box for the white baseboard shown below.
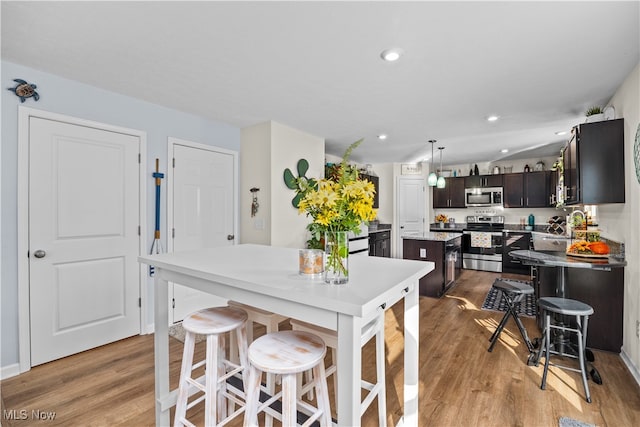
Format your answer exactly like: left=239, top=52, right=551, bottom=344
left=620, top=348, right=640, bottom=387
left=1, top=363, right=21, bottom=380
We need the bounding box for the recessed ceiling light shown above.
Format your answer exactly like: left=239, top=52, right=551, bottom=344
left=487, top=115, right=500, bottom=122
left=555, top=131, right=568, bottom=136
left=380, top=48, right=403, bottom=62
left=501, top=149, right=509, bottom=153
left=377, top=134, right=388, bottom=140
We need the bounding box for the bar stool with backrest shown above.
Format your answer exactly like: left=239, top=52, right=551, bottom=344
left=173, top=306, right=249, bottom=427
left=289, top=310, right=386, bottom=425
left=487, top=278, right=537, bottom=355
left=535, top=296, right=594, bottom=403
left=244, top=330, right=332, bottom=427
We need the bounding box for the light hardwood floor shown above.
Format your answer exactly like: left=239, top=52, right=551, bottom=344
left=2, top=269, right=640, bottom=426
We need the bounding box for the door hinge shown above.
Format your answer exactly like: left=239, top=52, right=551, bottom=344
left=138, top=153, right=141, bottom=164
left=138, top=298, right=141, bottom=308
left=138, top=225, right=141, bottom=236
left=172, top=298, right=176, bottom=309
left=172, top=228, right=175, bottom=238
left=172, top=157, right=175, bottom=168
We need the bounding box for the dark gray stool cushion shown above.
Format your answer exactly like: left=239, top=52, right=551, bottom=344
left=538, top=297, right=594, bottom=316
left=493, top=278, right=534, bottom=295
left=487, top=278, right=536, bottom=354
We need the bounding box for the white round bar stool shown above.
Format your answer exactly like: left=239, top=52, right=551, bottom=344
left=174, top=306, right=249, bottom=427
left=244, top=330, right=332, bottom=427
left=227, top=301, right=288, bottom=426
left=290, top=312, right=386, bottom=425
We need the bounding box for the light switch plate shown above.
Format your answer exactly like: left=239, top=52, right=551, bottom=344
left=420, top=248, right=427, bottom=258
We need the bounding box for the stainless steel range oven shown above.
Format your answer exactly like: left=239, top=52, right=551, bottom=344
left=462, top=215, right=504, bottom=272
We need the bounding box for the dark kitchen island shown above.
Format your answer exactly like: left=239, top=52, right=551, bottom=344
left=402, top=232, right=462, bottom=298
left=510, top=249, right=626, bottom=352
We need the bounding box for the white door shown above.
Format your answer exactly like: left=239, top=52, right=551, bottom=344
left=397, top=177, right=426, bottom=258
left=170, top=141, right=236, bottom=323
left=29, top=117, right=141, bottom=366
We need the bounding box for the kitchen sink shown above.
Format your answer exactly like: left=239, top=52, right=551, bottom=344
left=530, top=231, right=569, bottom=251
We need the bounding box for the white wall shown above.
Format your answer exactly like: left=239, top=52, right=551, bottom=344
left=371, top=163, right=394, bottom=224
left=1, top=61, right=240, bottom=373
left=270, top=122, right=324, bottom=248
left=603, top=63, right=640, bottom=377
left=240, top=121, right=324, bottom=249
left=448, top=156, right=560, bottom=178
left=240, top=122, right=272, bottom=245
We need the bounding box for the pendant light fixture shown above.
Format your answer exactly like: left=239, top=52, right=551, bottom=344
left=436, top=146, right=446, bottom=188
left=427, top=140, right=438, bottom=186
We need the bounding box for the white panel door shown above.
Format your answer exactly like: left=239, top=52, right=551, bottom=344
left=397, top=177, right=425, bottom=258
left=29, top=117, right=140, bottom=366
left=171, top=143, right=235, bottom=322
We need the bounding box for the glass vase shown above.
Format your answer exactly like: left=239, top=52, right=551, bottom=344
left=324, top=231, right=349, bottom=284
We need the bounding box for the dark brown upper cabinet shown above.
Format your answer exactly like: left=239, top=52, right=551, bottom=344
left=360, top=174, right=379, bottom=208
left=503, top=171, right=551, bottom=208
left=433, top=177, right=465, bottom=208
left=562, top=118, right=625, bottom=205
left=464, top=174, right=503, bottom=188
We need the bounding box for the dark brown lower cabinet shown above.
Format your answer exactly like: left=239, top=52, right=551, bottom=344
left=534, top=266, right=623, bottom=353
left=369, top=229, right=391, bottom=257
left=403, top=237, right=462, bottom=298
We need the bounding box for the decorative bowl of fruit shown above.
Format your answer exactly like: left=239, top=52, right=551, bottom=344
left=566, top=240, right=610, bottom=258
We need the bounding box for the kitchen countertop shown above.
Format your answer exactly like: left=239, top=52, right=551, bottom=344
left=509, top=250, right=626, bottom=270
left=429, top=223, right=465, bottom=232
left=402, top=231, right=463, bottom=242
left=503, top=224, right=548, bottom=232
left=427, top=223, right=566, bottom=234
left=369, top=223, right=391, bottom=233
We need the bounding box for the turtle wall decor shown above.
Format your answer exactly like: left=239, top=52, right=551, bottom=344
left=8, top=79, right=40, bottom=102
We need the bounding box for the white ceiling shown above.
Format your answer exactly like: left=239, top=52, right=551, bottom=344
left=2, top=1, right=639, bottom=166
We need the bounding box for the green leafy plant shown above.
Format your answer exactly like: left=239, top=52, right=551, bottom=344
left=585, top=106, right=603, bottom=116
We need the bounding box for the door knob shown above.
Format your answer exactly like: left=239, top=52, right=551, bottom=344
left=227, top=234, right=235, bottom=241
left=33, top=249, right=46, bottom=258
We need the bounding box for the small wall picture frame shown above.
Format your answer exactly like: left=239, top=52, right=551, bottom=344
left=401, top=163, right=422, bottom=175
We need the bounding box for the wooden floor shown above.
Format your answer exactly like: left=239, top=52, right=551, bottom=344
left=2, top=269, right=640, bottom=426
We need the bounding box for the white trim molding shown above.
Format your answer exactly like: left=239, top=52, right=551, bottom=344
left=621, top=348, right=640, bottom=388
left=1, top=363, right=21, bottom=381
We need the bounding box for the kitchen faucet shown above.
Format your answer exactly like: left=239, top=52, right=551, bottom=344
left=567, top=210, right=586, bottom=236
left=570, top=210, right=586, bottom=227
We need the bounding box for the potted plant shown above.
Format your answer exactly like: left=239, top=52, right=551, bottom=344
left=585, top=106, right=604, bottom=123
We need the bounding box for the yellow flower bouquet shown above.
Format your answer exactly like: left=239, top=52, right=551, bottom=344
left=436, top=214, right=448, bottom=223
left=296, top=139, right=377, bottom=283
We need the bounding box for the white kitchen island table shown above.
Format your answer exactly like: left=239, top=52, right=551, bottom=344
left=139, top=244, right=433, bottom=427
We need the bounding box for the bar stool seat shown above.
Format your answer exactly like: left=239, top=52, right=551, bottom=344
left=536, top=296, right=594, bottom=403
left=227, top=301, right=288, bottom=426
left=174, top=306, right=249, bottom=427
left=290, top=313, right=386, bottom=424
left=244, top=330, right=332, bottom=427
left=487, top=278, right=536, bottom=354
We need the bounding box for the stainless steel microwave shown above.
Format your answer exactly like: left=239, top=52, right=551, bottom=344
left=464, top=187, right=503, bottom=207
